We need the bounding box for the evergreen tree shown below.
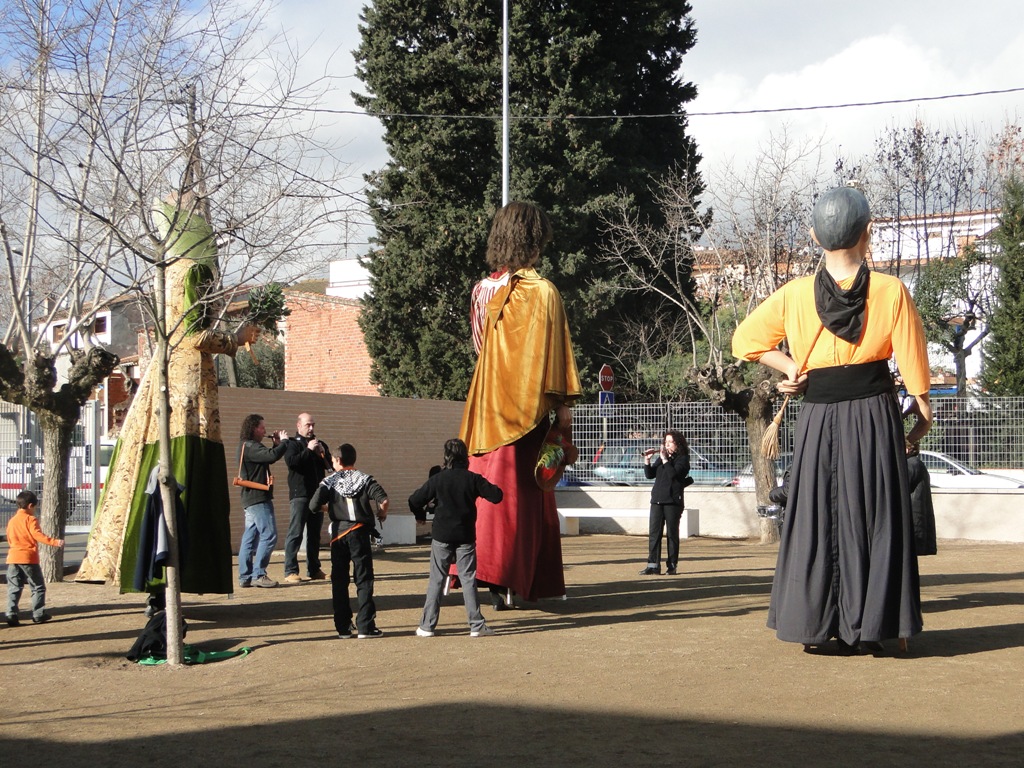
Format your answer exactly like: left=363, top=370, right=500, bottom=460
left=982, top=175, right=1024, bottom=394
left=354, top=0, right=701, bottom=399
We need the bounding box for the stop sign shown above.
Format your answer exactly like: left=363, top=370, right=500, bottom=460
left=598, top=363, right=614, bottom=392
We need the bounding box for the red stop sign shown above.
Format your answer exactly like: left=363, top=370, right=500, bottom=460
left=598, top=363, right=614, bottom=392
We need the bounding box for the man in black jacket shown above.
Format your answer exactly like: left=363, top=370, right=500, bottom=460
left=283, top=413, right=333, bottom=583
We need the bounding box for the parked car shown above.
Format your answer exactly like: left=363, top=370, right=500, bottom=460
left=73, top=440, right=116, bottom=493
left=590, top=439, right=735, bottom=486
left=730, top=449, right=1023, bottom=491
left=918, top=450, right=1024, bottom=489
left=730, top=453, right=793, bottom=490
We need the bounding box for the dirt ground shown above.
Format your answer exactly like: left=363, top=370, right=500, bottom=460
left=1, top=534, right=1022, bottom=768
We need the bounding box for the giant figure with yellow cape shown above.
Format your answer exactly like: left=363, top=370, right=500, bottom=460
left=460, top=202, right=581, bottom=604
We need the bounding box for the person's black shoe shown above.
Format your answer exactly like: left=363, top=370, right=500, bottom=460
left=31, top=613, right=52, bottom=624
left=861, top=641, right=885, bottom=655
left=489, top=586, right=513, bottom=610
left=638, top=567, right=661, bottom=576
left=836, top=638, right=860, bottom=656
left=6, top=615, right=19, bottom=627
left=666, top=567, right=678, bottom=575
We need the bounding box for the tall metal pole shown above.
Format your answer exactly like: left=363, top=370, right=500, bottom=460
left=501, top=0, right=510, bottom=206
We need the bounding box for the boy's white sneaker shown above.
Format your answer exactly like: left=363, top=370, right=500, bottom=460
left=415, top=627, right=434, bottom=637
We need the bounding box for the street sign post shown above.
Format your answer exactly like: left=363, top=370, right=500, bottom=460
left=598, top=365, right=614, bottom=421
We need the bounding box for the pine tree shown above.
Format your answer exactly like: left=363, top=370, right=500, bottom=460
left=982, top=175, right=1024, bottom=394
left=354, top=0, right=701, bottom=399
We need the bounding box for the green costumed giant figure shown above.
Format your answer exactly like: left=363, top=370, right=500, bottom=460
left=77, top=198, right=257, bottom=594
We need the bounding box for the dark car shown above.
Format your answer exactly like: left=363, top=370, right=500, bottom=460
left=590, top=439, right=735, bottom=486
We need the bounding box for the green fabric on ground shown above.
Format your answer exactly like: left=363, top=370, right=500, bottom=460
left=136, top=645, right=253, bottom=666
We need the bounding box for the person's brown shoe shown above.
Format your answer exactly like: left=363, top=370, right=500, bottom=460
left=253, top=575, right=278, bottom=588
left=283, top=574, right=306, bottom=584
left=308, top=570, right=327, bottom=581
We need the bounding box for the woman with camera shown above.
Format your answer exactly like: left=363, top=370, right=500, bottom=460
left=639, top=430, right=691, bottom=576
left=237, top=414, right=290, bottom=588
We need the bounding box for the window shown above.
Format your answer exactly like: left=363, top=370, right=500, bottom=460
left=52, top=323, right=65, bottom=343
left=92, top=316, right=108, bottom=334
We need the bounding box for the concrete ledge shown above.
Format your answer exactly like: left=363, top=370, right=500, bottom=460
left=555, top=485, right=1024, bottom=543
left=380, top=514, right=416, bottom=545
left=558, top=506, right=699, bottom=538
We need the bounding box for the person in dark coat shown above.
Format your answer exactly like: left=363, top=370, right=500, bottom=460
left=639, top=429, right=691, bottom=576
left=283, top=412, right=333, bottom=583
left=902, top=396, right=937, bottom=556
left=410, top=439, right=503, bottom=637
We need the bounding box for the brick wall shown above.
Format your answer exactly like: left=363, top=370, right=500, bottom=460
left=219, top=387, right=465, bottom=554
left=284, top=291, right=378, bottom=396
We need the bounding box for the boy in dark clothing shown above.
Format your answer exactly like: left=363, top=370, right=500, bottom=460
left=409, top=438, right=503, bottom=637
left=309, top=443, right=389, bottom=639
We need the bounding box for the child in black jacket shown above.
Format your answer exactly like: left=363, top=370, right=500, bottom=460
left=409, top=439, right=503, bottom=637
left=309, top=443, right=389, bottom=639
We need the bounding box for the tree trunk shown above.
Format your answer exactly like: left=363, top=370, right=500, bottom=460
left=694, top=364, right=782, bottom=545
left=153, top=262, right=184, bottom=666
left=38, top=417, right=75, bottom=582
left=745, top=391, right=780, bottom=545
left=953, top=339, right=968, bottom=397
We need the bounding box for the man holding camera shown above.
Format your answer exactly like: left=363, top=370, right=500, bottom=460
left=283, top=412, right=333, bottom=583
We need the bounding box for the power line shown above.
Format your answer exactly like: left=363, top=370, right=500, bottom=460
left=302, top=86, right=1024, bottom=121
left=3, top=81, right=1021, bottom=121
left=688, top=87, right=1024, bottom=117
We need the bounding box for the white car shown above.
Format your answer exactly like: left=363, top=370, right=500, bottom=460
left=730, top=453, right=792, bottom=490
left=730, top=450, right=1023, bottom=491
left=917, top=450, right=1024, bottom=490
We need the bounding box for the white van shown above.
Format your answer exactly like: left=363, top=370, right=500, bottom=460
left=71, top=440, right=116, bottom=493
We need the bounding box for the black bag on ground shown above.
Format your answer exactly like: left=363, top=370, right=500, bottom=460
left=126, top=610, right=188, bottom=662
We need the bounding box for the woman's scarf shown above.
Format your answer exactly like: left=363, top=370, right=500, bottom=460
left=814, top=262, right=870, bottom=343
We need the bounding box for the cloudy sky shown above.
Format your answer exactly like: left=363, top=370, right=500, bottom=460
left=272, top=1, right=1024, bottom=254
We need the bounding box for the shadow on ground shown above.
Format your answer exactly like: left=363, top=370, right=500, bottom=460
left=1, top=702, right=1022, bottom=768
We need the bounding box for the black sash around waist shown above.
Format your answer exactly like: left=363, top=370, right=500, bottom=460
left=804, top=360, right=894, bottom=404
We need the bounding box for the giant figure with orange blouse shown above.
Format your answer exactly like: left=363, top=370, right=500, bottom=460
left=460, top=202, right=582, bottom=604
left=732, top=186, right=932, bottom=654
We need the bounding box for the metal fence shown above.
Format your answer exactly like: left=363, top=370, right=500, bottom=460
left=568, top=396, right=1024, bottom=485
left=3, top=395, right=1023, bottom=531
left=0, top=400, right=102, bottom=532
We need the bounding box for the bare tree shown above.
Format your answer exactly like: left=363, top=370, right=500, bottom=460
left=858, top=120, right=1004, bottom=393
left=601, top=130, right=832, bottom=542
left=1, top=0, right=354, bottom=661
